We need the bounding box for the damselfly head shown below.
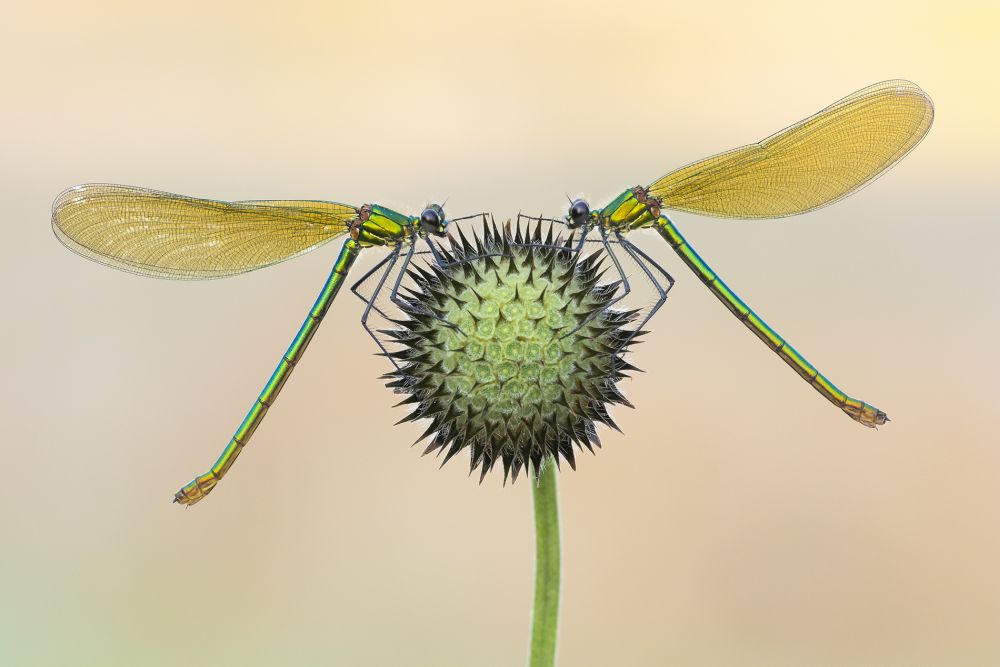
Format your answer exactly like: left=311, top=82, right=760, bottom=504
left=566, top=199, right=591, bottom=228
left=419, top=204, right=448, bottom=236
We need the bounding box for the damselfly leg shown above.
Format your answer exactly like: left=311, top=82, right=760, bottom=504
left=395, top=235, right=469, bottom=336
left=615, top=231, right=674, bottom=340
left=351, top=244, right=403, bottom=368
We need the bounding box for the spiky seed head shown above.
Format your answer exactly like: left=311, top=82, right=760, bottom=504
left=383, top=219, right=639, bottom=483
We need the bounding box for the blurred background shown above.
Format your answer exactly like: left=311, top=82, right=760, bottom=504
left=2, top=1, right=999, bottom=665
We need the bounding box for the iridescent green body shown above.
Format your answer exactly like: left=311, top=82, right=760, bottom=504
left=594, top=189, right=887, bottom=428
left=356, top=205, right=415, bottom=247
left=174, top=204, right=420, bottom=504
left=601, top=188, right=658, bottom=231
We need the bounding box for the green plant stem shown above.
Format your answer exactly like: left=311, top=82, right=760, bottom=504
left=529, top=457, right=561, bottom=667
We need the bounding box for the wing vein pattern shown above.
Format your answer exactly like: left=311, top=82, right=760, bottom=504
left=52, top=184, right=358, bottom=279
left=650, top=80, right=934, bottom=218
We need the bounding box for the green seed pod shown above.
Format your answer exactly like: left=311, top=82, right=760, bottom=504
left=384, top=219, right=641, bottom=482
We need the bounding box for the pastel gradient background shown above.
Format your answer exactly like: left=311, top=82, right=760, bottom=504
left=3, top=1, right=999, bottom=665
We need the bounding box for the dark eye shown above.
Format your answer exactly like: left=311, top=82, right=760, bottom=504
left=569, top=199, right=590, bottom=225
left=420, top=208, right=441, bottom=231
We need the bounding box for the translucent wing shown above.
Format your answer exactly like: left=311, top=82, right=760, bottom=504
left=52, top=183, right=359, bottom=279
left=648, top=80, right=934, bottom=219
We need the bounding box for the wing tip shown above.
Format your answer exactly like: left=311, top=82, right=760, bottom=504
left=51, top=183, right=88, bottom=222
left=861, top=79, right=935, bottom=127
left=52, top=183, right=142, bottom=225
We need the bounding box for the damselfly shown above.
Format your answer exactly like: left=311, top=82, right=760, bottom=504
left=545, top=79, right=933, bottom=429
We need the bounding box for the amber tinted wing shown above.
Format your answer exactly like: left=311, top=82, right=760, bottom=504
left=648, top=80, right=934, bottom=218
left=52, top=184, right=358, bottom=279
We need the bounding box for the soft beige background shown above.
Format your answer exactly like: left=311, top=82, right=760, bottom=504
left=3, top=1, right=999, bottom=665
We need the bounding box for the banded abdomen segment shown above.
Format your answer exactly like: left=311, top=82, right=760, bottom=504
left=655, top=215, right=887, bottom=427
left=174, top=237, right=362, bottom=505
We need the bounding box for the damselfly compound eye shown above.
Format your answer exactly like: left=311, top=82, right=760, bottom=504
left=568, top=199, right=590, bottom=227
left=419, top=207, right=442, bottom=233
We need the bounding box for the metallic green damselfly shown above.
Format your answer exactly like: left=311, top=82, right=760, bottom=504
left=556, top=79, right=932, bottom=428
